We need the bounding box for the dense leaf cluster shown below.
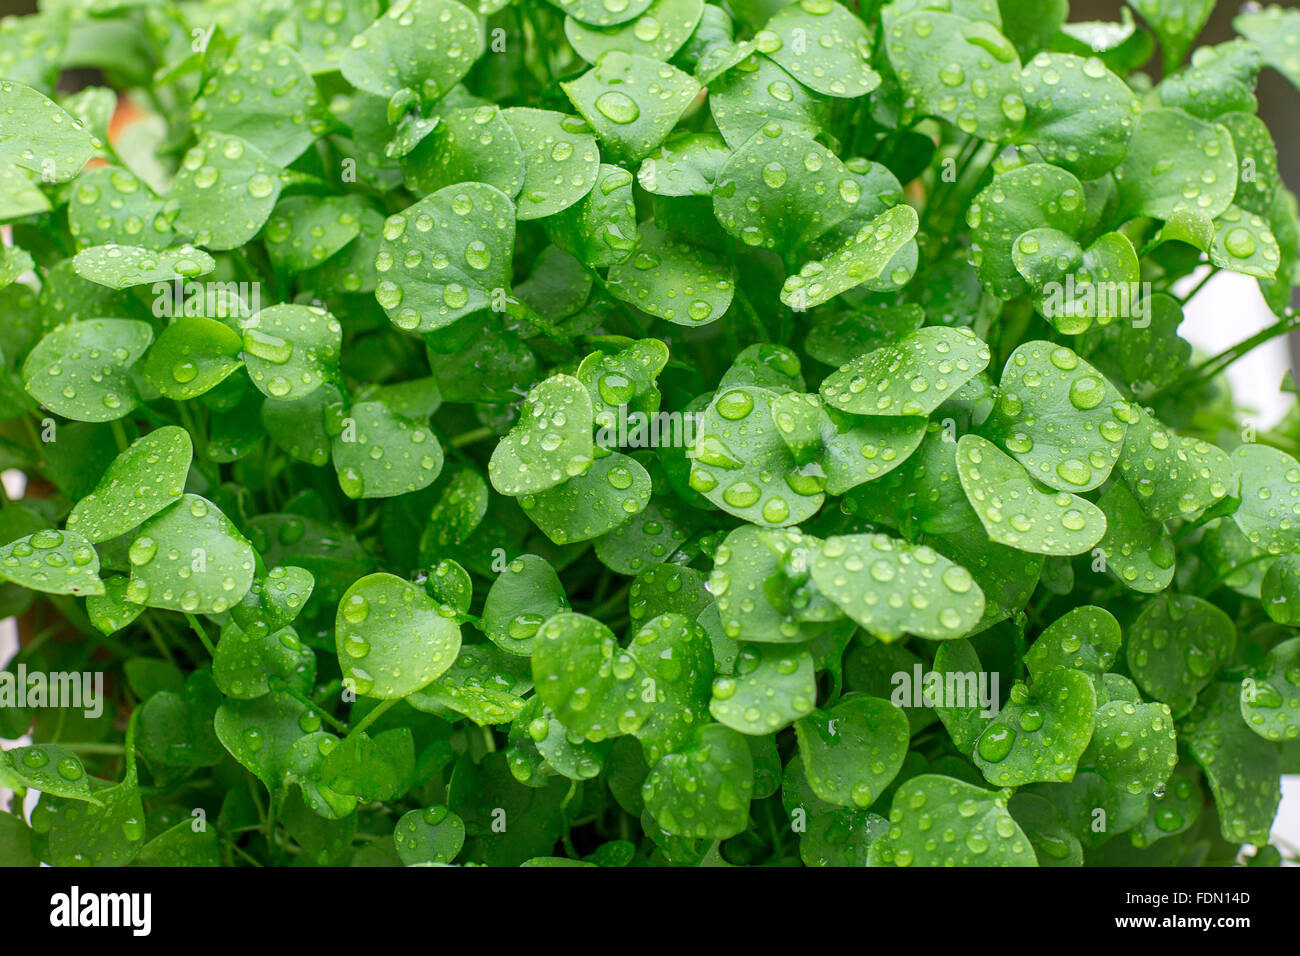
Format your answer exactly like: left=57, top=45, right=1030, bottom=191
left=1, top=0, right=1300, bottom=867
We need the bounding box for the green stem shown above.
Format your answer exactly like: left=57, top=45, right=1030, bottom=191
left=1158, top=309, right=1300, bottom=398
left=141, top=615, right=177, bottom=665
left=109, top=418, right=129, bottom=452
left=449, top=426, right=495, bottom=449
left=184, top=613, right=217, bottom=657
left=1178, top=267, right=1219, bottom=307
left=57, top=743, right=125, bottom=754
left=282, top=688, right=350, bottom=734
left=347, top=698, right=397, bottom=740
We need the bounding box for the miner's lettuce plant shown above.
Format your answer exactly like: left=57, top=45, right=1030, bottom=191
left=1, top=0, right=1299, bottom=868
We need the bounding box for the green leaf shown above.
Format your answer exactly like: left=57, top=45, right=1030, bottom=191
left=532, top=611, right=649, bottom=740
left=213, top=622, right=315, bottom=701
left=87, top=577, right=146, bottom=635
left=134, top=819, right=221, bottom=866
left=1084, top=700, right=1178, bottom=795
left=137, top=671, right=223, bottom=769
left=374, top=182, right=516, bottom=332
left=566, top=0, right=704, bottom=64
left=1230, top=444, right=1300, bottom=554
left=689, top=386, right=822, bottom=526
left=931, top=638, right=995, bottom=750
left=47, top=776, right=146, bottom=867
left=548, top=0, right=654, bottom=26
left=1159, top=40, right=1261, bottom=120
left=1113, top=108, right=1237, bottom=222
left=968, top=163, right=1087, bottom=300
left=641, top=723, right=753, bottom=839
left=319, top=727, right=413, bottom=801
left=0, top=528, right=103, bottom=597
left=1261, top=553, right=1300, bottom=626
left=1115, top=405, right=1236, bottom=522
left=0, top=80, right=99, bottom=184
left=143, top=318, right=243, bottom=401
left=126, top=495, right=256, bottom=614
left=799, top=808, right=889, bottom=867
left=607, top=223, right=734, bottom=324
left=2, top=744, right=98, bottom=804
left=883, top=11, right=1024, bottom=141
left=819, top=325, right=990, bottom=418
left=755, top=0, right=880, bottom=98
left=708, top=526, right=832, bottom=645
left=394, top=806, right=465, bottom=865
left=1127, top=594, right=1236, bottom=717
left=1096, top=482, right=1176, bottom=593
left=489, top=374, right=595, bottom=496
left=637, top=131, right=729, bottom=197
left=1014, top=52, right=1138, bottom=179
left=67, top=426, right=191, bottom=543
left=403, top=105, right=525, bottom=199
left=232, top=564, right=316, bottom=633
left=956, top=435, right=1107, bottom=556
left=1007, top=791, right=1082, bottom=866
left=1210, top=203, right=1281, bottom=279
left=713, top=125, right=859, bottom=254
left=1025, top=606, right=1121, bottom=679
left=331, top=400, right=443, bottom=499
left=781, top=203, right=920, bottom=310
left=709, top=53, right=823, bottom=149
left=408, top=643, right=530, bottom=725
left=481, top=554, right=570, bottom=656
left=563, top=51, right=701, bottom=161
left=1125, top=0, right=1212, bottom=71
left=1235, top=3, right=1300, bottom=89
left=973, top=668, right=1096, bottom=786
left=521, top=451, right=652, bottom=544
left=709, top=643, right=817, bottom=735
left=868, top=774, right=1035, bottom=866
left=628, top=613, right=715, bottom=761
left=1185, top=682, right=1281, bottom=845
left=500, top=108, right=601, bottom=221
left=1240, top=636, right=1300, bottom=742
left=1129, top=764, right=1200, bottom=847
left=985, top=341, right=1134, bottom=492
left=22, top=318, right=153, bottom=422
left=335, top=572, right=462, bottom=699
left=544, top=162, right=639, bottom=268
left=263, top=196, right=366, bottom=274
left=340, top=0, right=484, bottom=103
left=170, top=132, right=283, bottom=251
left=1220, top=112, right=1279, bottom=217
left=795, top=696, right=909, bottom=808
left=192, top=37, right=325, bottom=167
left=809, top=532, right=986, bottom=640
left=67, top=165, right=172, bottom=250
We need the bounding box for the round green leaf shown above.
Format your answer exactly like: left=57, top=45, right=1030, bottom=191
left=641, top=722, right=753, bottom=839
left=331, top=400, right=444, bottom=499
left=86, top=576, right=145, bottom=635
left=710, top=643, right=817, bottom=735
left=637, top=131, right=729, bottom=197
left=263, top=196, right=366, bottom=274
left=566, top=0, right=704, bottom=64
left=242, top=303, right=341, bottom=401
left=708, top=526, right=835, bottom=645
left=1186, top=682, right=1280, bottom=845
left=507, top=696, right=612, bottom=784
left=973, top=668, right=1096, bottom=786
left=170, top=132, right=283, bottom=251
left=1116, top=406, right=1235, bottom=522
left=214, top=691, right=317, bottom=788
left=869, top=774, right=1035, bottom=866
left=689, top=385, right=822, bottom=526
left=393, top=806, right=465, bottom=865
left=782, top=203, right=920, bottom=309
left=67, top=426, right=192, bottom=543
left=232, top=564, right=316, bottom=633
left=1096, top=482, right=1176, bottom=593
left=67, top=165, right=172, bottom=250
left=607, top=223, right=734, bottom=324
left=125, top=495, right=255, bottom=613
left=795, top=696, right=909, bottom=809
left=1210, top=203, right=1281, bottom=278
left=1240, top=636, right=1300, bottom=742
left=143, top=317, right=243, bottom=401
left=986, top=341, right=1133, bottom=492
left=374, top=182, right=515, bottom=332
left=713, top=125, right=858, bottom=254
left=532, top=611, right=649, bottom=741
left=1015, top=52, right=1138, bottom=179
left=489, top=374, right=596, bottom=496
left=1025, top=605, right=1121, bottom=679
left=192, top=38, right=325, bottom=167
left=809, top=532, right=986, bottom=641
left=628, top=612, right=715, bottom=762
left=1084, top=700, right=1178, bottom=795
left=403, top=105, right=525, bottom=199
left=819, top=325, right=990, bottom=418
left=481, top=554, right=570, bottom=656
left=1127, top=594, right=1236, bottom=717
left=0, top=528, right=102, bottom=597
left=709, top=52, right=823, bottom=149
left=544, top=162, right=638, bottom=268
left=563, top=51, right=701, bottom=161
left=956, top=435, right=1107, bottom=556
left=213, top=623, right=315, bottom=701
left=1231, top=443, right=1300, bottom=554
left=754, top=0, right=879, bottom=98
left=520, top=451, right=652, bottom=544
left=335, top=572, right=461, bottom=699
left=500, top=107, right=600, bottom=221
left=71, top=242, right=213, bottom=290
left=340, top=0, right=484, bottom=103
left=22, top=318, right=152, bottom=422
left=1113, top=108, right=1237, bottom=221
left=0, top=80, right=99, bottom=184
left=1129, top=764, right=1200, bottom=847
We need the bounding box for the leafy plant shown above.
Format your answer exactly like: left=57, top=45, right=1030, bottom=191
left=0, top=0, right=1299, bottom=869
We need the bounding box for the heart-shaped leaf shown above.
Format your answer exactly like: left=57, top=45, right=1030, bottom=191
left=641, top=722, right=753, bottom=839
left=709, top=53, right=823, bottom=149
left=403, top=105, right=525, bottom=199
left=973, top=668, right=1096, bottom=786
left=531, top=611, right=649, bottom=740
left=125, top=495, right=255, bottom=614
left=1126, top=0, right=1212, bottom=72
left=1113, top=108, right=1237, bottom=221
left=67, top=166, right=172, bottom=250
left=520, top=451, right=652, bottom=544
left=710, top=643, right=817, bottom=735
left=489, top=374, right=595, bottom=496
left=263, top=196, right=366, bottom=274
left=956, top=435, right=1107, bottom=556
left=143, top=318, right=243, bottom=401
left=340, top=0, right=484, bottom=104
left=1230, top=443, right=1300, bottom=554
left=500, top=108, right=601, bottom=221
left=637, top=131, right=729, bottom=197
left=607, top=223, right=734, bottom=324
left=628, top=612, right=715, bottom=762
left=335, top=572, right=461, bottom=699
left=331, top=399, right=443, bottom=499
left=170, top=132, right=283, bottom=251
left=563, top=51, right=701, bottom=161
left=1025, top=605, right=1120, bottom=679
left=242, top=303, right=342, bottom=401
left=566, top=0, right=704, bottom=64
left=22, top=318, right=153, bottom=422
left=1083, top=700, right=1178, bottom=795
left=1116, top=405, right=1236, bottom=521
left=214, top=690, right=317, bottom=789
left=931, top=638, right=995, bottom=750
left=481, top=554, right=570, bottom=656
left=795, top=696, right=909, bottom=808
left=393, top=806, right=465, bottom=865
left=809, top=532, right=986, bottom=640
left=213, top=623, right=315, bottom=700
left=756, top=0, right=880, bottom=98
left=544, top=162, right=639, bottom=268
left=0, top=80, right=99, bottom=184
left=67, top=426, right=191, bottom=543
left=868, top=774, right=1035, bottom=866
left=374, top=182, right=515, bottom=332
left=1127, top=594, right=1236, bottom=717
